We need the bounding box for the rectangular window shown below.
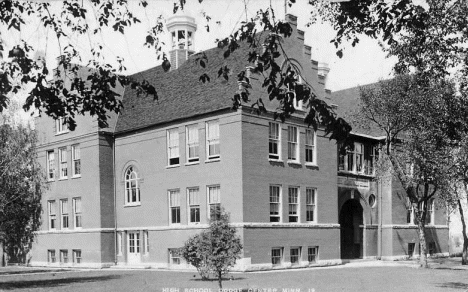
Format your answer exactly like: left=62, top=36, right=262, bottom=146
left=288, top=187, right=299, bottom=223
left=59, top=147, right=68, bottom=179
left=269, top=185, right=281, bottom=222
left=48, top=250, right=56, bottom=263
left=287, top=126, right=299, bottom=162
left=290, top=247, right=301, bottom=265
left=355, top=143, right=364, bottom=173
left=143, top=230, right=149, bottom=254
left=347, top=146, right=354, bottom=172
left=47, top=150, right=55, bottom=181
left=72, top=145, right=81, bottom=177
left=269, top=123, right=281, bottom=160
left=48, top=200, right=56, bottom=230
left=408, top=243, right=415, bottom=258
left=128, top=232, right=140, bottom=253
left=186, top=125, right=199, bottom=163
left=169, top=248, right=181, bottom=265
left=56, top=117, right=67, bottom=134
left=206, top=120, right=220, bottom=160
left=406, top=198, right=415, bottom=224
left=169, top=190, right=181, bottom=224
left=188, top=188, right=200, bottom=223
left=364, top=144, right=375, bottom=175
left=60, top=199, right=69, bottom=229
left=305, top=129, right=316, bottom=164
left=208, top=185, right=221, bottom=220
left=427, top=199, right=434, bottom=225
left=73, top=250, right=82, bottom=264
left=73, top=197, right=82, bottom=228
left=60, top=250, right=68, bottom=264
left=167, top=128, right=180, bottom=166
left=117, top=232, right=122, bottom=255
left=308, top=246, right=318, bottom=264
left=271, top=248, right=283, bottom=266
left=306, top=188, right=316, bottom=223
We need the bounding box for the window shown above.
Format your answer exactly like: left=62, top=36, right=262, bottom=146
left=269, top=123, right=281, bottom=160
left=364, top=144, right=376, bottom=175
left=56, top=117, right=67, bottom=134
left=290, top=247, right=301, bottom=265
left=60, top=199, right=69, bottom=229
left=271, top=248, right=283, bottom=266
left=406, top=198, right=415, bottom=224
left=117, top=232, right=122, bottom=255
left=287, top=126, right=299, bottom=162
left=59, top=147, right=68, bottom=179
left=71, top=145, right=81, bottom=177
left=186, top=125, right=199, bottom=163
left=408, top=243, right=415, bottom=258
left=269, top=185, right=281, bottom=222
left=368, top=194, right=376, bottom=208
left=428, top=242, right=436, bottom=255
left=288, top=187, right=299, bottom=223
left=167, top=128, right=180, bottom=166
left=208, top=185, right=221, bottom=220
left=339, top=142, right=377, bottom=175
left=47, top=150, right=55, bottom=181
left=73, top=197, right=82, bottom=228
left=128, top=232, right=140, bottom=253
left=206, top=121, right=220, bottom=160
left=306, top=188, right=316, bottom=223
left=48, top=201, right=56, bottom=230
left=305, top=129, right=316, bottom=164
left=125, top=166, right=140, bottom=205
left=188, top=188, right=200, bottom=223
left=427, top=199, right=434, bottom=225
left=169, top=190, right=180, bottom=224
left=60, top=250, right=68, bottom=264
left=355, top=143, right=364, bottom=173
left=143, top=230, right=149, bottom=254
left=169, top=248, right=181, bottom=265
left=48, top=250, right=56, bottom=263
left=73, top=250, right=82, bottom=264
left=308, top=247, right=318, bottom=264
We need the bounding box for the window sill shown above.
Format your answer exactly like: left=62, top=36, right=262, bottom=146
left=185, top=161, right=200, bottom=166
left=55, top=131, right=69, bottom=136
left=166, top=164, right=180, bottom=169
left=74, top=227, right=82, bottom=230
left=71, top=175, right=81, bottom=179
left=305, top=162, right=318, bottom=167
left=268, top=159, right=283, bottom=163
left=47, top=179, right=55, bottom=183
left=58, top=177, right=68, bottom=181
left=205, top=158, right=220, bottom=163
left=124, top=203, right=141, bottom=208
left=287, top=160, right=301, bottom=166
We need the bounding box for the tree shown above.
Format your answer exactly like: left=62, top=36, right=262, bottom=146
left=181, top=209, right=242, bottom=289
left=358, top=74, right=458, bottom=268
left=0, top=120, right=43, bottom=264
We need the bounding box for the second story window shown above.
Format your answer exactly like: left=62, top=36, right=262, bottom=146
left=73, top=197, right=82, bottom=228
left=48, top=200, right=56, bottom=230
left=56, top=117, right=68, bottom=134
left=59, top=147, right=68, bottom=179
left=306, top=188, right=316, bottom=223
left=72, top=145, right=81, bottom=177
left=406, top=197, right=415, bottom=224
left=47, top=150, right=55, bottom=181
left=125, top=166, right=140, bottom=205
left=427, top=198, right=435, bottom=225
left=60, top=199, right=69, bottom=229
left=186, top=125, right=199, bottom=163
left=269, top=185, right=281, bottom=222
left=167, top=129, right=180, bottom=166
left=305, top=129, right=316, bottom=164
left=287, top=126, right=299, bottom=162
left=288, top=187, right=299, bottom=223
left=208, top=185, right=221, bottom=220
left=339, top=141, right=377, bottom=175
left=269, top=123, right=281, bottom=160
left=206, top=121, right=220, bottom=160
left=188, top=188, right=200, bottom=224
left=169, top=189, right=180, bottom=224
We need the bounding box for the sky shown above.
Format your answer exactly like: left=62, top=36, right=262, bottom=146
left=2, top=0, right=396, bottom=114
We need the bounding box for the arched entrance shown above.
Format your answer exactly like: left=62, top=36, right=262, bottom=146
left=340, top=199, right=364, bottom=259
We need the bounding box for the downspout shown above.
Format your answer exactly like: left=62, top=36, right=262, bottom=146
left=112, top=90, right=123, bottom=266
left=378, top=177, right=382, bottom=260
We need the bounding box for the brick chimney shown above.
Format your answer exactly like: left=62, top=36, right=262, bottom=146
left=166, top=12, right=197, bottom=70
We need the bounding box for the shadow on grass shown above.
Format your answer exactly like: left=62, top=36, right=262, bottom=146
left=0, top=274, right=122, bottom=290
left=436, top=282, right=468, bottom=289
left=0, top=269, right=71, bottom=275
left=191, top=276, right=246, bottom=282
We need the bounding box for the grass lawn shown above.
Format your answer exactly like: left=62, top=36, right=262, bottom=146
left=0, top=265, right=467, bottom=291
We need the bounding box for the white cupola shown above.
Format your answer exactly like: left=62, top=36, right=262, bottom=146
left=166, top=12, right=197, bottom=70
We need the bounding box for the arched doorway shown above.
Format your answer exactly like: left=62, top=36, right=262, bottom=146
left=340, top=199, right=364, bottom=259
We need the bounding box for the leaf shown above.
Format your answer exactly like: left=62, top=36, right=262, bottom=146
left=200, top=60, right=206, bottom=68
left=223, top=50, right=230, bottom=58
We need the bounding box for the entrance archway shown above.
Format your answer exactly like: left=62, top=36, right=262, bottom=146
left=340, top=199, right=364, bottom=259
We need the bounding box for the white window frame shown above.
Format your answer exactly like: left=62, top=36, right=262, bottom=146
left=48, top=200, right=57, bottom=230
left=47, top=150, right=55, bottom=181
left=306, top=188, right=317, bottom=223
left=406, top=198, right=415, bottom=225
left=167, top=128, right=180, bottom=166
left=59, top=147, right=68, bottom=179
left=73, top=249, right=82, bottom=264
left=188, top=187, right=201, bottom=224
left=427, top=198, right=435, bottom=225
left=305, top=129, right=316, bottom=165
left=271, top=247, right=283, bottom=266
left=186, top=124, right=200, bottom=163
left=73, top=197, right=82, bottom=229
left=169, top=189, right=181, bottom=224
left=143, top=230, right=149, bottom=254
left=60, top=199, right=69, bottom=229
left=355, top=142, right=364, bottom=173
left=288, top=187, right=300, bottom=223
left=71, top=144, right=81, bottom=177
left=56, top=117, right=68, bottom=134
left=48, top=249, right=56, bottom=263
left=207, top=185, right=221, bottom=221
left=206, top=120, right=220, bottom=160
left=124, top=166, right=140, bottom=205
left=269, top=122, right=281, bottom=160
left=169, top=248, right=181, bottom=265
left=287, top=126, right=299, bottom=163
left=290, top=247, right=301, bottom=266
left=60, top=249, right=68, bottom=264
left=269, top=185, right=281, bottom=223
left=308, top=246, right=318, bottom=264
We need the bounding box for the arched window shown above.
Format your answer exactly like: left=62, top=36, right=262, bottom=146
left=125, top=166, right=140, bottom=204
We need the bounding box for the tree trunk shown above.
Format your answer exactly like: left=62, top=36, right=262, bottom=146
left=418, top=219, right=428, bottom=268
left=457, top=199, right=468, bottom=265
left=217, top=271, right=223, bottom=289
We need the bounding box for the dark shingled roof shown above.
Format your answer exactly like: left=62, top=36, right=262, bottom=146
left=114, top=44, right=253, bottom=134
